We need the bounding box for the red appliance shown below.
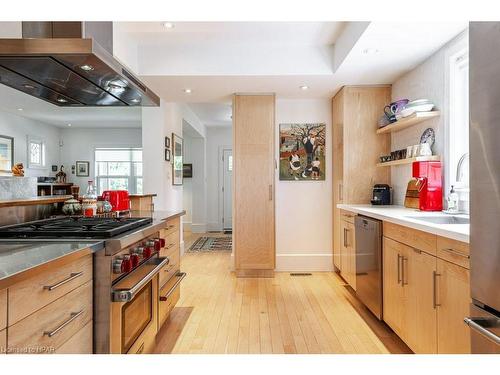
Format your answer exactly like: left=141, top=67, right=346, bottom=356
left=412, top=161, right=443, bottom=211
left=101, top=190, right=130, bottom=212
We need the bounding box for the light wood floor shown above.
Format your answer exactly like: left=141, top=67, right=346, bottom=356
left=154, top=232, right=411, bottom=354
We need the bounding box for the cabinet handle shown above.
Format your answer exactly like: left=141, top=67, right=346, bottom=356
left=160, top=272, right=186, bottom=301
left=43, top=310, right=84, bottom=337
left=401, top=257, right=408, bottom=286
left=433, top=271, right=441, bottom=309
left=442, top=248, right=470, bottom=259
left=339, top=183, right=343, bottom=201
left=43, top=272, right=83, bottom=291
left=269, top=185, right=273, bottom=201
left=166, top=243, right=176, bottom=250
left=343, top=228, right=347, bottom=247
left=397, top=254, right=402, bottom=284
left=166, top=224, right=175, bottom=230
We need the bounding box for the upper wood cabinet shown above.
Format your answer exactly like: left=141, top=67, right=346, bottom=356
left=233, top=94, right=275, bottom=276
left=332, top=86, right=391, bottom=271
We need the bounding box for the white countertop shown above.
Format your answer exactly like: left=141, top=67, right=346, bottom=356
left=337, top=204, right=469, bottom=243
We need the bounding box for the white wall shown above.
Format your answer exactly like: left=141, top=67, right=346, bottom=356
left=0, top=111, right=61, bottom=177
left=59, top=128, right=142, bottom=192
left=182, top=135, right=194, bottom=228
left=275, top=99, right=333, bottom=271
left=205, top=126, right=232, bottom=231
left=391, top=30, right=468, bottom=205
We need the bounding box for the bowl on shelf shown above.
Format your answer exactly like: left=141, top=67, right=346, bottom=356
left=400, top=99, right=435, bottom=117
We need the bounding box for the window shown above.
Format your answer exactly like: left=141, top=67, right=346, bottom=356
left=447, top=47, right=469, bottom=210
left=27, top=136, right=46, bottom=169
left=448, top=49, right=469, bottom=189
left=95, top=148, right=143, bottom=195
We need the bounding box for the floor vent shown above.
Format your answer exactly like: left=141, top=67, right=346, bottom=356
left=290, top=273, right=312, bottom=276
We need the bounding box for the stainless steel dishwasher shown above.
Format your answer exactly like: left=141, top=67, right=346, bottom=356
left=354, top=215, right=383, bottom=319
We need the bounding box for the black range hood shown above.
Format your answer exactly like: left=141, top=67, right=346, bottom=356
left=0, top=22, right=160, bottom=107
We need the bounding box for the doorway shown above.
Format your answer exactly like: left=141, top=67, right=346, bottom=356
left=222, top=148, right=233, bottom=232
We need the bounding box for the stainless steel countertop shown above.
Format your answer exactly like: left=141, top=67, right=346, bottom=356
left=0, top=241, right=103, bottom=288
left=0, top=209, right=185, bottom=287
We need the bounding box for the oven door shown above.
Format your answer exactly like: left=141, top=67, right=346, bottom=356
left=111, top=256, right=169, bottom=353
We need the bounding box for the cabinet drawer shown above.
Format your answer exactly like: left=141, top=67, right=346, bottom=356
left=159, top=249, right=180, bottom=287
left=159, top=230, right=180, bottom=257
left=8, top=254, right=92, bottom=325
left=8, top=281, right=92, bottom=353
left=0, top=289, right=6, bottom=330
left=0, top=328, right=5, bottom=354
left=340, top=210, right=356, bottom=224
left=163, top=217, right=180, bottom=238
left=437, top=237, right=470, bottom=269
left=158, top=277, right=181, bottom=328
left=55, top=320, right=92, bottom=354
left=384, top=222, right=436, bottom=255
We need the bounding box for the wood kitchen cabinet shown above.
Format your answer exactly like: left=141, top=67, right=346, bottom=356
left=332, top=86, right=391, bottom=271
left=383, top=222, right=471, bottom=354
left=340, top=217, right=356, bottom=290
left=436, top=258, right=471, bottom=353
left=233, top=94, right=275, bottom=277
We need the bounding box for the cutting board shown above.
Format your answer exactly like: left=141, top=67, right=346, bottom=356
left=404, top=178, right=420, bottom=209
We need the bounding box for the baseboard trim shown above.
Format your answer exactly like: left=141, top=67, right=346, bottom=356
left=191, top=223, right=207, bottom=233
left=275, top=253, right=333, bottom=272
left=182, top=221, right=192, bottom=231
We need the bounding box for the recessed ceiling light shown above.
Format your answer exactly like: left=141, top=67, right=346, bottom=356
left=17, top=108, right=23, bottom=111
left=362, top=48, right=379, bottom=55
left=162, top=22, right=175, bottom=29
left=131, top=98, right=141, bottom=103
left=23, top=84, right=35, bottom=89
left=183, top=88, right=192, bottom=94
left=67, top=123, right=72, bottom=127
left=300, top=85, right=309, bottom=90
left=80, top=64, right=94, bottom=71
left=57, top=98, right=68, bottom=103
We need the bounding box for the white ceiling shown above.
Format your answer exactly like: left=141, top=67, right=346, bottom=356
left=0, top=21, right=467, bottom=130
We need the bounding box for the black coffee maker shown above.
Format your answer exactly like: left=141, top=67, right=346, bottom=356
left=371, top=184, right=392, bottom=205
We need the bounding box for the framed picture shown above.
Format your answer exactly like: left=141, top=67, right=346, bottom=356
left=279, top=123, right=326, bottom=181
left=0, top=135, right=14, bottom=173
left=183, top=163, right=193, bottom=178
left=172, top=133, right=183, bottom=185
left=51, top=165, right=58, bottom=172
left=164, top=136, right=170, bottom=149
left=165, top=148, right=171, bottom=162
left=76, top=161, right=90, bottom=177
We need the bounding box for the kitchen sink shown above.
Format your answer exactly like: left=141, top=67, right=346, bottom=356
left=404, top=216, right=470, bottom=225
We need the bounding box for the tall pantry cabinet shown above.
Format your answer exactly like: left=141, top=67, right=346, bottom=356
left=332, top=86, right=391, bottom=272
left=233, top=94, right=276, bottom=277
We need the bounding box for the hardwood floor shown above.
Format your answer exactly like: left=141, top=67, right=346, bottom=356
left=155, top=231, right=411, bottom=354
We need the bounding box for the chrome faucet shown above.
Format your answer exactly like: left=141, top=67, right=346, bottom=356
left=456, top=152, right=469, bottom=183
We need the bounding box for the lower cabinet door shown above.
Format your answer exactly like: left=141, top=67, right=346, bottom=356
left=0, top=328, right=6, bottom=354
left=382, top=237, right=406, bottom=336
left=405, top=249, right=437, bottom=354
left=436, top=259, right=471, bottom=353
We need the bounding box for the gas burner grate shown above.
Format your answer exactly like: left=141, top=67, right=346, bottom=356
left=0, top=217, right=153, bottom=239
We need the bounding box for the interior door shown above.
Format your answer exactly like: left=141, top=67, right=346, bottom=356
left=223, top=149, right=233, bottom=231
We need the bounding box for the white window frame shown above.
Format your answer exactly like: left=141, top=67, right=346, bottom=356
left=94, top=148, right=143, bottom=195
left=27, top=136, right=46, bottom=169
left=447, top=47, right=469, bottom=192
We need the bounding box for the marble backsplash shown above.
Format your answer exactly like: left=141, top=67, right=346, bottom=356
left=0, top=176, right=37, bottom=200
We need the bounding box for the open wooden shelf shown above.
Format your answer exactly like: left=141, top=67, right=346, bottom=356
left=376, top=111, right=440, bottom=134
left=377, top=155, right=441, bottom=167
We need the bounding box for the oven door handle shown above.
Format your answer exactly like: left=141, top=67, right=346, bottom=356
left=111, top=256, right=170, bottom=302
